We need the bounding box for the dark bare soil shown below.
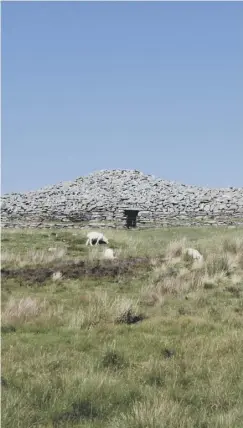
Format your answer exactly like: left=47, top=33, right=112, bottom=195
left=1, top=257, right=163, bottom=285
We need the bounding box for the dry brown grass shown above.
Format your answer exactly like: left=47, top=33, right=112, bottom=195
left=142, top=236, right=243, bottom=305
left=165, top=237, right=188, bottom=259
left=66, top=293, right=144, bottom=328
left=67, top=291, right=110, bottom=329
left=2, top=297, right=46, bottom=324
left=1, top=248, right=67, bottom=267
left=222, top=236, right=243, bottom=254
left=112, top=297, right=144, bottom=324
left=110, top=393, right=185, bottom=428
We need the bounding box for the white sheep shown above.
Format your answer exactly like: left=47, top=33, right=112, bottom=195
left=184, top=248, right=203, bottom=261
left=86, top=231, right=109, bottom=246
left=103, top=248, right=116, bottom=260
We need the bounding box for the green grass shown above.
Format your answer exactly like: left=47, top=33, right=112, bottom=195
left=1, top=227, right=243, bottom=427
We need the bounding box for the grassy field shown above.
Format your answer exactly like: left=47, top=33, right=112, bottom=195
left=1, top=226, right=243, bottom=428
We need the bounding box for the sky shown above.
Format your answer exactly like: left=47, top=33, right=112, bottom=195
left=2, top=1, right=243, bottom=194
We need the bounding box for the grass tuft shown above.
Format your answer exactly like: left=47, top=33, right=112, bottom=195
left=2, top=297, right=45, bottom=325
left=113, top=298, right=145, bottom=324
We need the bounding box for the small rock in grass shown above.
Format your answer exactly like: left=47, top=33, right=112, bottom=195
left=52, top=271, right=62, bottom=281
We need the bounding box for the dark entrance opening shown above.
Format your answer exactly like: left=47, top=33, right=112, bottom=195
left=124, top=210, right=139, bottom=228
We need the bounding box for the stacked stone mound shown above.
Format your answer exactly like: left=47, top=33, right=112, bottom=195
left=1, top=170, right=243, bottom=228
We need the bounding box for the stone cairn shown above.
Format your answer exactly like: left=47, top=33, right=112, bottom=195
left=1, top=170, right=243, bottom=229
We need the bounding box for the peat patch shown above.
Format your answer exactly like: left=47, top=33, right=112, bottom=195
left=1, top=257, right=161, bottom=285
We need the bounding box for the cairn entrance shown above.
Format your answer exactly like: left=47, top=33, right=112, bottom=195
left=124, top=209, right=139, bottom=228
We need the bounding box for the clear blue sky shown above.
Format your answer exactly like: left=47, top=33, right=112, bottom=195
left=2, top=1, right=243, bottom=194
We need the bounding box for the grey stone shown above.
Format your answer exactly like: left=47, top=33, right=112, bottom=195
left=1, top=169, right=243, bottom=228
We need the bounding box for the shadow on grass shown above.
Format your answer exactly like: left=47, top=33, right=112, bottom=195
left=52, top=400, right=100, bottom=426
left=1, top=325, right=16, bottom=333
